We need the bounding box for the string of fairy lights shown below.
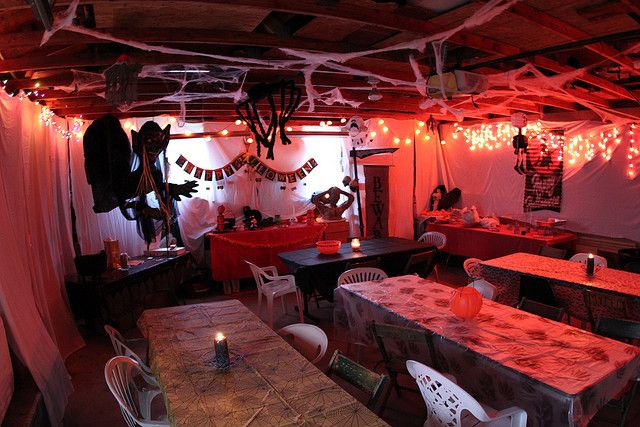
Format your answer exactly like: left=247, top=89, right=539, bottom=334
left=450, top=121, right=639, bottom=179
left=7, top=78, right=638, bottom=180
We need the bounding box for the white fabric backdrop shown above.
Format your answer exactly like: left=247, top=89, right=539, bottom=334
left=0, top=91, right=83, bottom=425
left=0, top=317, right=12, bottom=422
left=440, top=121, right=640, bottom=241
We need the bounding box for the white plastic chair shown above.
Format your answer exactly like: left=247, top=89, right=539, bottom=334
left=104, top=326, right=161, bottom=419
left=463, top=258, right=483, bottom=280
left=406, top=360, right=527, bottom=427
left=246, top=260, right=304, bottom=328
left=569, top=253, right=608, bottom=268
left=337, top=267, right=388, bottom=285
left=467, top=279, right=498, bottom=301
left=104, top=356, right=168, bottom=427
left=277, top=323, right=328, bottom=364
left=419, top=232, right=448, bottom=282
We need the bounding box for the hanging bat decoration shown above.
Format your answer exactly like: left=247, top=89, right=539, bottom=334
left=235, top=80, right=301, bottom=160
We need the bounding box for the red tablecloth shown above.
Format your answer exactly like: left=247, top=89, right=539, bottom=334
left=427, top=222, right=576, bottom=260
left=208, top=223, right=326, bottom=281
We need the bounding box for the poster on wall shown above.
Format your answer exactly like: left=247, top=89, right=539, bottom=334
left=523, top=135, right=563, bottom=212
left=364, top=166, right=389, bottom=238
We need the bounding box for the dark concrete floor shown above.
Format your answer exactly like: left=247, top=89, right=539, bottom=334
left=63, top=263, right=637, bottom=426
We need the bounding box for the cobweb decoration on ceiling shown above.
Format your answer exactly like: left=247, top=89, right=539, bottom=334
left=41, top=0, right=640, bottom=126
left=104, top=55, right=141, bottom=107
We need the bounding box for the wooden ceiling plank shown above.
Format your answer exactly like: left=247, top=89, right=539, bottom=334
left=509, top=2, right=640, bottom=76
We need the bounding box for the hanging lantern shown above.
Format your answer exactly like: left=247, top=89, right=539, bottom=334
left=104, top=54, right=142, bottom=107
left=450, top=287, right=483, bottom=319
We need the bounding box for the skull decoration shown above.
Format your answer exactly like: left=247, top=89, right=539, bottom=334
left=342, top=115, right=369, bottom=147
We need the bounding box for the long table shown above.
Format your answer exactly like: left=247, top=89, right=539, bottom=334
left=66, top=253, right=191, bottom=329
left=207, top=223, right=325, bottom=284
left=480, top=252, right=640, bottom=322
left=334, top=276, right=640, bottom=427
left=427, top=222, right=576, bottom=260
left=279, top=237, right=432, bottom=317
left=138, top=300, right=388, bottom=427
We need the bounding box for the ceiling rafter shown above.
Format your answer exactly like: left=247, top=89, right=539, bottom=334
left=508, top=2, right=640, bottom=76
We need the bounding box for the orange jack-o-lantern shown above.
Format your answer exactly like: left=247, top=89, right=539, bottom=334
left=450, top=287, right=483, bottom=319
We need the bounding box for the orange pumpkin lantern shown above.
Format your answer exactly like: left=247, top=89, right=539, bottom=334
left=450, top=287, right=483, bottom=319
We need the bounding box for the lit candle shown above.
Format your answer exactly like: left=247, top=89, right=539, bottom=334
left=586, top=253, right=595, bottom=276
left=351, top=238, right=361, bottom=251
left=214, top=332, right=230, bottom=368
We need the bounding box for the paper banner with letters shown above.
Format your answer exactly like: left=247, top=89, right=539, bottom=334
left=175, top=153, right=318, bottom=183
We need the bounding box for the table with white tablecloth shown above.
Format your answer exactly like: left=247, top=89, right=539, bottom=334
left=334, top=275, right=640, bottom=427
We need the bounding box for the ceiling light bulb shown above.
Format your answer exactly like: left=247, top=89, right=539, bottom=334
left=220, top=129, right=229, bottom=136
left=378, top=119, right=384, bottom=125
left=368, top=87, right=382, bottom=101
left=235, top=119, right=242, bottom=125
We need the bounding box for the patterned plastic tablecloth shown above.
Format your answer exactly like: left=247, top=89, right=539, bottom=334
left=138, top=300, right=388, bottom=427
left=480, top=252, right=640, bottom=321
left=334, top=276, right=640, bottom=427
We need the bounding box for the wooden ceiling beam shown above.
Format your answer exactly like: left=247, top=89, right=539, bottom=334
left=508, top=3, right=640, bottom=76
left=0, top=27, right=358, bottom=53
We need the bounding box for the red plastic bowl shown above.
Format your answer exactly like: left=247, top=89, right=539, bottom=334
left=316, top=240, right=342, bottom=254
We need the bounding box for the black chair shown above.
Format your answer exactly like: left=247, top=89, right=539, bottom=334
left=74, top=251, right=107, bottom=283
left=594, top=317, right=640, bottom=426
left=519, top=275, right=556, bottom=306
left=583, top=289, right=630, bottom=330
left=538, top=246, right=567, bottom=259
left=370, top=322, right=438, bottom=410
left=401, top=250, right=437, bottom=279
left=517, top=297, right=565, bottom=322
left=326, top=350, right=388, bottom=413
left=345, top=257, right=381, bottom=270
left=623, top=261, right=640, bottom=273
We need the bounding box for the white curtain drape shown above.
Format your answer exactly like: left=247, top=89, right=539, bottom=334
left=163, top=121, right=349, bottom=262
left=0, top=91, right=84, bottom=425
left=0, top=317, right=12, bottom=422
left=439, top=121, right=640, bottom=241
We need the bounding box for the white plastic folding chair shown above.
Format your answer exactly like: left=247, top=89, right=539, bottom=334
left=338, top=267, right=389, bottom=286
left=463, top=258, right=483, bottom=280
left=337, top=267, right=388, bottom=285
left=277, top=323, right=328, bottom=364
left=104, top=356, right=168, bottom=427
left=569, top=253, right=608, bottom=268
left=418, top=232, right=448, bottom=281
left=104, top=325, right=161, bottom=419
left=467, top=279, right=498, bottom=301
left=246, top=260, right=304, bottom=328
left=406, top=360, right=527, bottom=427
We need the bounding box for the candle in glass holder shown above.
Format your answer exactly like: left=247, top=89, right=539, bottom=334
left=214, top=332, right=230, bottom=368
left=351, top=238, right=361, bottom=251
left=586, top=253, right=595, bottom=276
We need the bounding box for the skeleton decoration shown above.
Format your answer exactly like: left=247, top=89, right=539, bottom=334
left=235, top=80, right=301, bottom=160
left=341, top=115, right=370, bottom=147
left=511, top=112, right=528, bottom=175
left=104, top=54, right=141, bottom=107
left=311, top=187, right=355, bottom=221
left=83, top=116, right=198, bottom=244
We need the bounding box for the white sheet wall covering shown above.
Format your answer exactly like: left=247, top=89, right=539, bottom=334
left=0, top=91, right=82, bottom=425
left=0, top=317, right=12, bottom=422
left=440, top=122, right=640, bottom=242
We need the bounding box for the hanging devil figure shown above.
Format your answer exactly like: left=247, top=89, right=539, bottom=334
left=511, top=112, right=528, bottom=175
left=83, top=115, right=198, bottom=245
